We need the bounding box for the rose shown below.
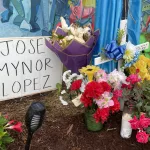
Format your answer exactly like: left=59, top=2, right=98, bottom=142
left=129, top=116, right=140, bottom=129
left=136, top=131, right=149, bottom=144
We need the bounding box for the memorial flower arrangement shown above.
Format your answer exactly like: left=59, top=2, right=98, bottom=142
left=45, top=17, right=100, bottom=73
left=58, top=65, right=129, bottom=131
left=79, top=66, right=128, bottom=131
left=0, top=114, right=22, bottom=149
left=58, top=65, right=128, bottom=131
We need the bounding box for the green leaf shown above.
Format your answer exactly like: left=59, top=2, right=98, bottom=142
left=0, top=117, right=7, bottom=126
left=136, top=102, right=143, bottom=112
left=2, top=136, right=14, bottom=144
left=146, top=127, right=150, bottom=134
left=144, top=104, right=150, bottom=112
left=0, top=131, right=6, bottom=139
left=56, top=83, right=62, bottom=94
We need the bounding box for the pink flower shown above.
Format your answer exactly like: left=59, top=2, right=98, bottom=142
left=129, top=116, right=140, bottom=129
left=7, top=122, right=23, bottom=132
left=126, top=74, right=141, bottom=84
left=6, top=120, right=15, bottom=126
left=139, top=114, right=150, bottom=129
left=113, top=90, right=122, bottom=98
left=96, top=92, right=114, bottom=108
left=95, top=69, right=107, bottom=83
left=136, top=131, right=149, bottom=144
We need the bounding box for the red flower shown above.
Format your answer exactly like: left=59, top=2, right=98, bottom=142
left=113, top=90, right=122, bottom=99
left=121, top=83, right=132, bottom=89
left=129, top=116, right=140, bottom=129
left=126, top=74, right=141, bottom=84
left=85, top=81, right=105, bottom=99
left=93, top=108, right=109, bottom=123
left=80, top=93, right=92, bottom=107
left=6, top=120, right=15, bottom=126
left=136, top=131, right=149, bottom=144
left=8, top=122, right=23, bottom=132
left=110, top=97, right=120, bottom=113
left=100, top=82, right=111, bottom=92
left=139, top=114, right=150, bottom=129
left=70, top=79, right=82, bottom=91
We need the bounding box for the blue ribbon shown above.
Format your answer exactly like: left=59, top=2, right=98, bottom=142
left=105, top=40, right=126, bottom=61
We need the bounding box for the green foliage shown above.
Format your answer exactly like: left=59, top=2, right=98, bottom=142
left=0, top=115, right=14, bottom=150
left=56, top=83, right=62, bottom=95
left=135, top=80, right=150, bottom=116
left=121, top=79, right=150, bottom=116
left=117, top=29, right=125, bottom=45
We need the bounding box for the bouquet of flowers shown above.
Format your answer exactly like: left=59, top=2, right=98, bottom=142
left=58, top=65, right=127, bottom=131
left=79, top=66, right=126, bottom=125
left=46, top=17, right=99, bottom=73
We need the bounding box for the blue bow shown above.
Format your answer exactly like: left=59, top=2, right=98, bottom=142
left=105, top=40, right=126, bottom=60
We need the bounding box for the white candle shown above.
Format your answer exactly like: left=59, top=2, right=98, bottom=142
left=120, top=113, right=132, bottom=138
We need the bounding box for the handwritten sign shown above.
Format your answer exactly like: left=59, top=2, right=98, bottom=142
left=0, top=37, right=62, bottom=101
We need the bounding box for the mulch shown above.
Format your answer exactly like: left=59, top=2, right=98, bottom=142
left=0, top=91, right=149, bottom=150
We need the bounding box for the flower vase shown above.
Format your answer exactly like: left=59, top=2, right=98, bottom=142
left=84, top=108, right=103, bottom=132
left=120, top=105, right=133, bottom=138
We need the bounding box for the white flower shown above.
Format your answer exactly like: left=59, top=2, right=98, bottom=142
left=83, top=26, right=91, bottom=36
left=80, top=82, right=86, bottom=93
left=60, top=16, right=69, bottom=32
left=59, top=96, right=68, bottom=105
left=123, top=41, right=136, bottom=63
left=61, top=90, right=66, bottom=95
left=70, top=26, right=76, bottom=36
left=65, top=35, right=74, bottom=41
left=77, top=74, right=84, bottom=80
left=63, top=70, right=71, bottom=82
left=74, top=36, right=85, bottom=43
left=108, top=69, right=127, bottom=89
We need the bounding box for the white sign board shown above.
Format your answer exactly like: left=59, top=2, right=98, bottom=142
left=0, top=37, right=62, bottom=101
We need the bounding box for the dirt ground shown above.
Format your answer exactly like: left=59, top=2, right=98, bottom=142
left=0, top=91, right=150, bottom=150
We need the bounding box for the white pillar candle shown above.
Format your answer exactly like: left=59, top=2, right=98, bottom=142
left=120, top=113, right=132, bottom=138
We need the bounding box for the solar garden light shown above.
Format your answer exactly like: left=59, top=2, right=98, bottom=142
left=25, top=102, right=46, bottom=150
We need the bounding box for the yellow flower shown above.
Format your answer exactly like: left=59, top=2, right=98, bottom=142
left=79, top=65, right=100, bottom=81
left=129, top=66, right=136, bottom=74
left=139, top=55, right=149, bottom=62
left=129, top=55, right=150, bottom=81
left=134, top=60, right=147, bottom=69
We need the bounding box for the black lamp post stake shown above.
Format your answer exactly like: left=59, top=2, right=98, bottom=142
left=25, top=102, right=46, bottom=150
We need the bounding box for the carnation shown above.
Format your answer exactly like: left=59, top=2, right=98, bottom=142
left=139, top=114, right=150, bottom=129
left=136, top=131, right=149, bottom=144
left=129, top=116, right=140, bottom=130
left=110, top=97, right=120, bottom=113
left=93, top=108, right=109, bottom=123
left=84, top=81, right=105, bottom=99
left=126, top=74, right=141, bottom=84
left=70, top=79, right=82, bottom=91
left=80, top=92, right=92, bottom=107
